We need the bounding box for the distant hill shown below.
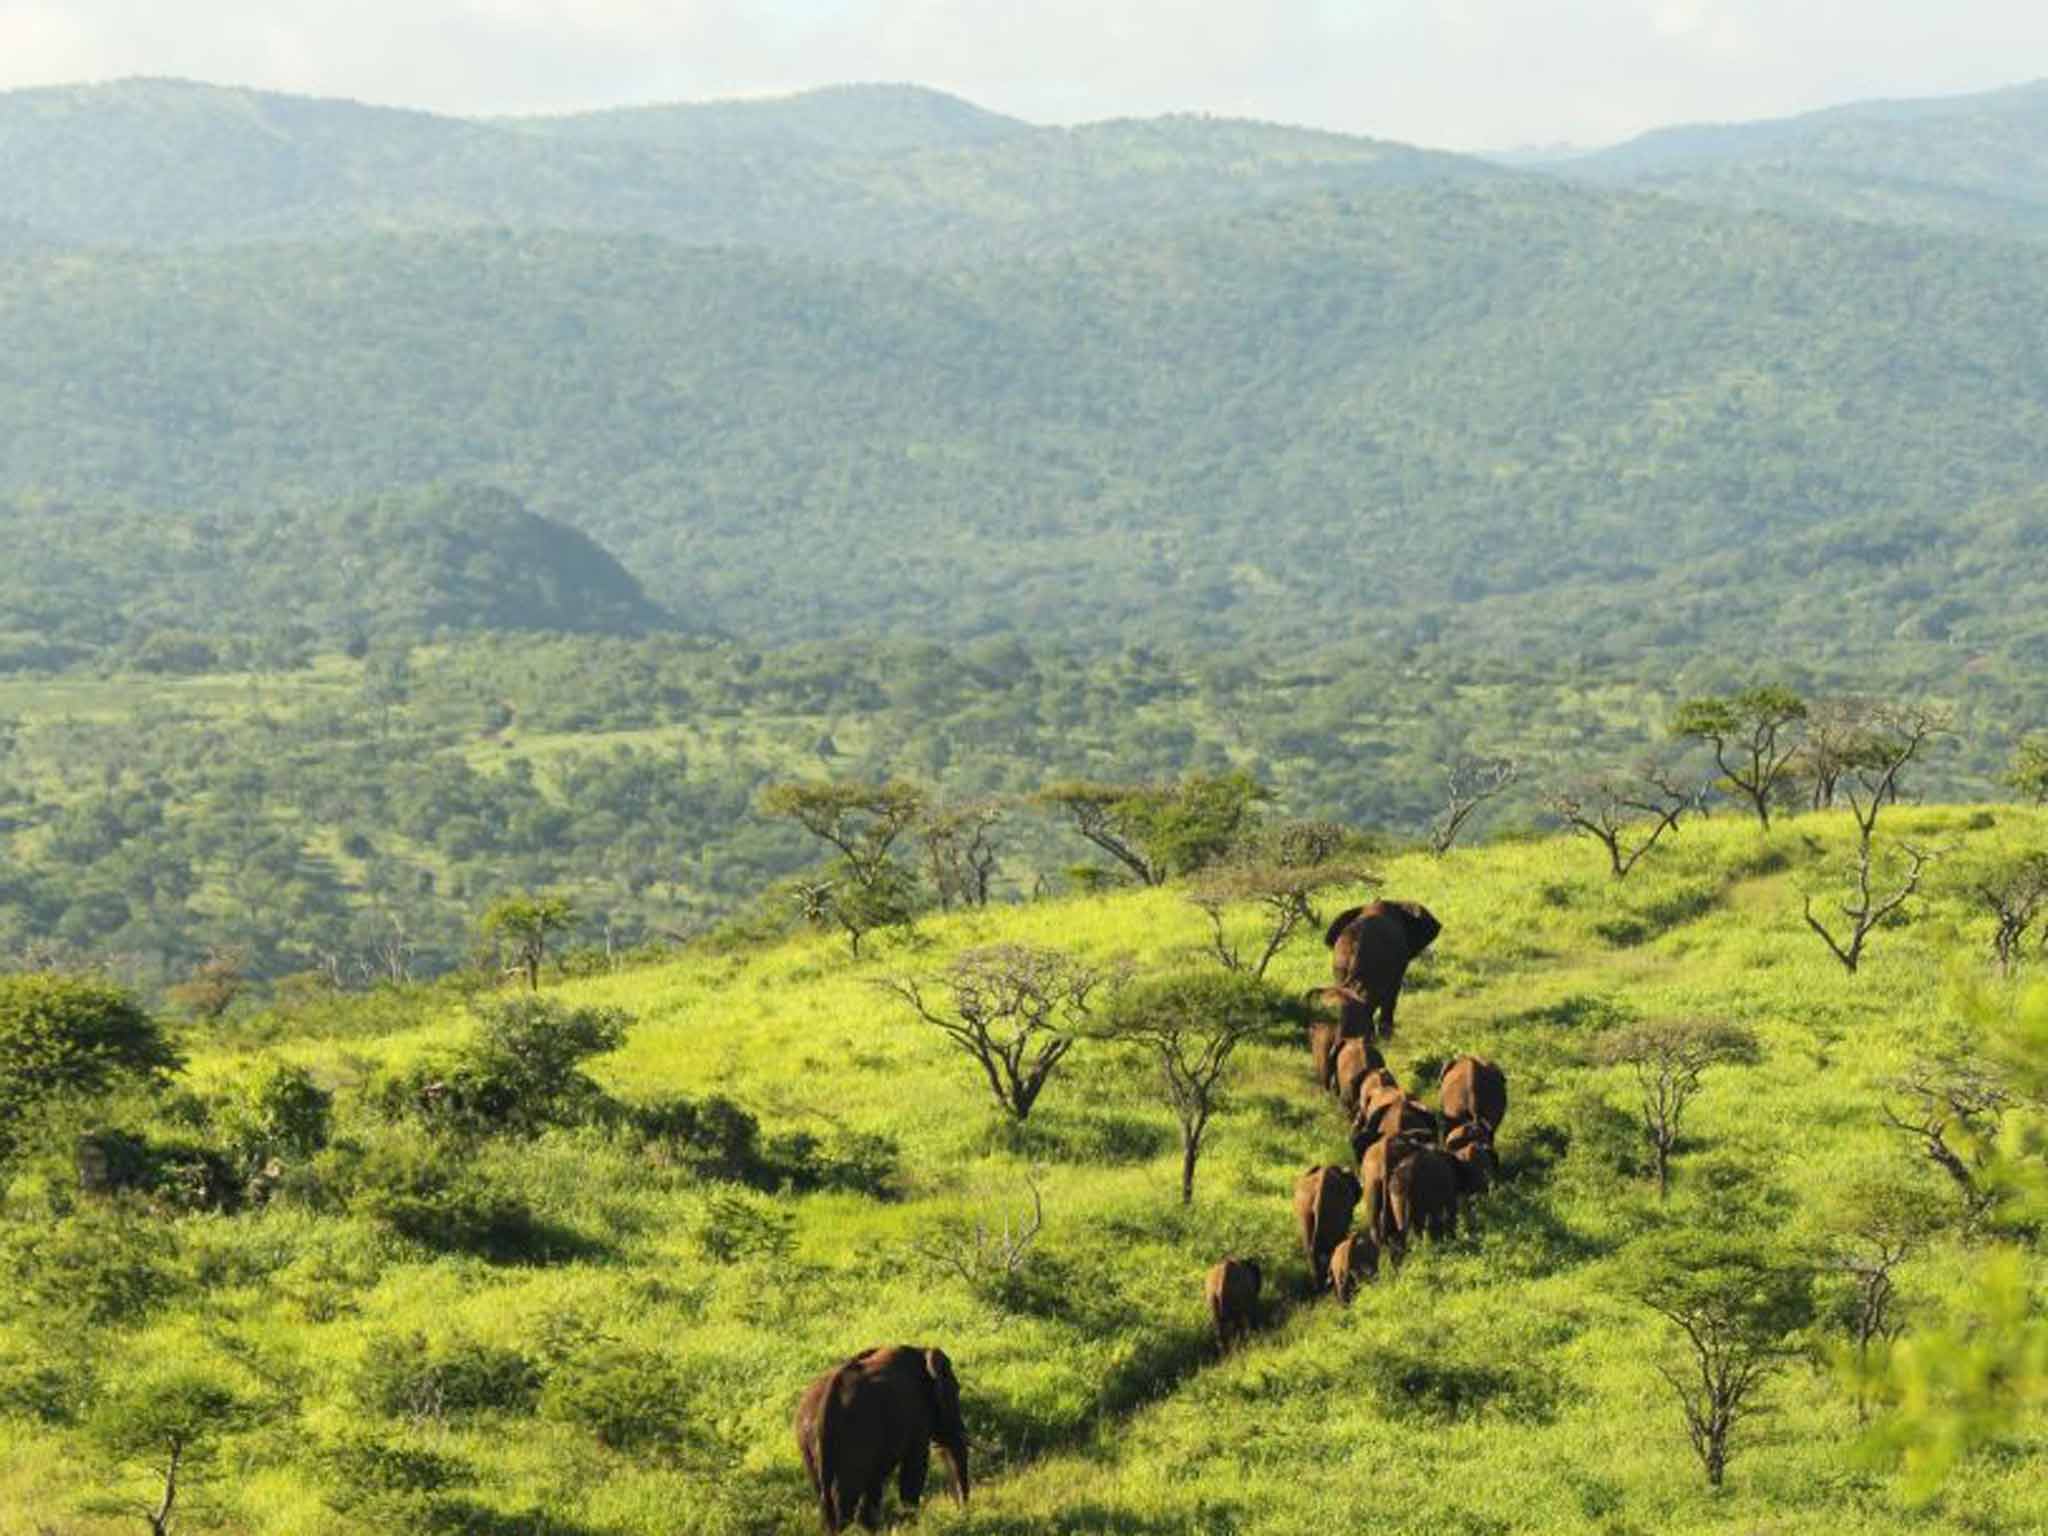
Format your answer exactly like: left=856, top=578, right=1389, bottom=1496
left=1551, top=78, right=2048, bottom=238
left=506, top=81, right=1033, bottom=154
left=3, top=174, right=2048, bottom=678
left=0, top=485, right=667, bottom=659
left=0, top=78, right=1496, bottom=261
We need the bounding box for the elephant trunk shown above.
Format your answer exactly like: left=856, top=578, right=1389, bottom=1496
left=937, top=1430, right=970, bottom=1505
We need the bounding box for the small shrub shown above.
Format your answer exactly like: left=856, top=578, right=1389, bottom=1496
left=0, top=1349, right=95, bottom=1424
left=541, top=1345, right=694, bottom=1454
left=697, top=1191, right=796, bottom=1264
left=211, top=1062, right=332, bottom=1176
left=1361, top=1351, right=1556, bottom=1424
left=373, top=998, right=631, bottom=1138
left=633, top=1094, right=766, bottom=1181
left=349, top=1142, right=567, bottom=1263
left=0, top=1211, right=182, bottom=1326
left=354, top=1332, right=543, bottom=1421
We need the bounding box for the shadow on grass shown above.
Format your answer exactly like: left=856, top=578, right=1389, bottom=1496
left=965, top=1503, right=1245, bottom=1534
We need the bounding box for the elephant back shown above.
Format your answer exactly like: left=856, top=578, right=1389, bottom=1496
left=1440, top=1055, right=1508, bottom=1131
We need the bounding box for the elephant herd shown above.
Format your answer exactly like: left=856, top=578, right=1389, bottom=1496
left=792, top=900, right=1496, bottom=1531
left=1208, top=899, right=1511, bottom=1345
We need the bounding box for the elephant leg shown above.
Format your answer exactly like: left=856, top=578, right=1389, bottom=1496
left=898, top=1442, right=930, bottom=1508
left=857, top=1471, right=887, bottom=1531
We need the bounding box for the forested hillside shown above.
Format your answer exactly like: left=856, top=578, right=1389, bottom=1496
left=1554, top=78, right=2048, bottom=239
left=6, top=177, right=2048, bottom=661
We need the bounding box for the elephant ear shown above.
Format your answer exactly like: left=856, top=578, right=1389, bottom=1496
left=1323, top=906, right=1367, bottom=949
left=923, top=1348, right=961, bottom=1424
left=1396, top=902, right=1443, bottom=957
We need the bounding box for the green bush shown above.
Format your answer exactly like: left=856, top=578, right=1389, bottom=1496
left=211, top=1061, right=332, bottom=1174
left=354, top=1332, right=543, bottom=1421
left=0, top=975, right=180, bottom=1155
left=372, top=997, right=630, bottom=1138
left=0, top=1210, right=182, bottom=1326
left=348, top=1141, right=565, bottom=1263
left=1361, top=1350, right=1557, bottom=1424
left=540, top=1345, right=693, bottom=1454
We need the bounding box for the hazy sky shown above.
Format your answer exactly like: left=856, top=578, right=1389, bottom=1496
left=1, top=1, right=2042, bottom=150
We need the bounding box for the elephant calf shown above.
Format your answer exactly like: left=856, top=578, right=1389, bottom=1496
left=1445, top=1120, right=1497, bottom=1196
left=1330, top=1231, right=1378, bottom=1303
left=1205, top=1256, right=1262, bottom=1352
left=1333, top=1037, right=1386, bottom=1110
left=794, top=1345, right=969, bottom=1533
left=1386, top=1148, right=1460, bottom=1252
left=1359, top=1130, right=1431, bottom=1247
left=1294, top=1164, right=1362, bottom=1292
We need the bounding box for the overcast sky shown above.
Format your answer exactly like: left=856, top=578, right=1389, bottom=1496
left=1, top=1, right=2042, bottom=151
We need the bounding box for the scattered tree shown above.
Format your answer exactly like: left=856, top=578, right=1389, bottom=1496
left=1596, top=1019, right=1761, bottom=1198
left=1549, top=761, right=1701, bottom=878
left=1880, top=1061, right=2010, bottom=1228
left=1823, top=1174, right=1941, bottom=1421
left=2002, top=733, right=2048, bottom=807
left=761, top=780, right=927, bottom=954
left=878, top=946, right=1116, bottom=1121
left=0, top=974, right=180, bottom=1156
left=1671, top=686, right=1809, bottom=830
left=919, top=799, right=1005, bottom=910
left=1097, top=972, right=1295, bottom=1205
left=1428, top=754, right=1519, bottom=856
left=1631, top=1234, right=1815, bottom=1488
left=477, top=893, right=577, bottom=991
left=165, top=948, right=247, bottom=1024
left=1969, top=850, right=2048, bottom=976
left=84, top=1369, right=249, bottom=1535
left=1802, top=841, right=1934, bottom=975
left=1185, top=860, right=1378, bottom=978
left=1035, top=773, right=1269, bottom=886
left=909, top=1167, right=1046, bottom=1303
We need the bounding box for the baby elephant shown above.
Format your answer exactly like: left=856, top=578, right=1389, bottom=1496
left=1205, top=1257, right=1262, bottom=1353
left=1329, top=1232, right=1378, bottom=1303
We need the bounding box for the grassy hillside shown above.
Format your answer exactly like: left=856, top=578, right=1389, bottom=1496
left=1555, top=78, right=2048, bottom=239
left=7, top=178, right=2048, bottom=660
left=1, top=808, right=2042, bottom=1532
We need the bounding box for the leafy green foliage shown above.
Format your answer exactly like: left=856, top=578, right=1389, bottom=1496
left=378, top=996, right=629, bottom=1138
left=0, top=975, right=179, bottom=1148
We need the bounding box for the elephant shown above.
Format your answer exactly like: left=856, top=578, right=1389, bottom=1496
left=1357, top=1085, right=1436, bottom=1147
left=1324, top=901, right=1443, bottom=1039
left=1440, top=1055, right=1508, bottom=1131
left=794, top=1346, right=969, bottom=1533
left=1333, top=1037, right=1387, bottom=1110
left=1205, top=1256, right=1262, bottom=1352
left=1359, top=1130, right=1430, bottom=1246
left=1330, top=1231, right=1378, bottom=1302
left=1444, top=1119, right=1496, bottom=1196
left=1294, top=1164, right=1362, bottom=1292
left=1386, top=1147, right=1459, bottom=1251
left=1305, top=985, right=1375, bottom=1039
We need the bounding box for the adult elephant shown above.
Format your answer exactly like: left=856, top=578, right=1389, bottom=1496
left=1387, top=1148, right=1459, bottom=1251
left=1440, top=1055, right=1508, bottom=1131
left=794, top=1346, right=969, bottom=1533
left=1294, top=1165, right=1362, bottom=1292
left=1324, top=901, right=1443, bottom=1039
left=1205, top=1257, right=1262, bottom=1353
left=1359, top=1130, right=1429, bottom=1246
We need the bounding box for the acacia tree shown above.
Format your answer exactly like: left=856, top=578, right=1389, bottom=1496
left=1035, top=773, right=1268, bottom=887
left=1880, top=1062, right=2011, bottom=1229
left=478, top=893, right=577, bottom=991
left=1823, top=1175, right=1941, bottom=1421
left=1670, top=686, right=1808, bottom=830
left=1428, top=754, right=1519, bottom=856
left=1097, top=972, right=1295, bottom=1205
left=1632, top=1234, right=1815, bottom=1488
left=2003, top=733, right=2048, bottom=807
left=920, top=799, right=1005, bottom=910
left=84, top=1369, right=248, bottom=1535
left=761, top=780, right=927, bottom=955
left=1549, top=761, right=1702, bottom=878
left=1595, top=1019, right=1761, bottom=1198
left=878, top=946, right=1116, bottom=1121
left=0, top=974, right=180, bottom=1158
left=1185, top=860, right=1378, bottom=978
left=1968, top=850, right=2048, bottom=976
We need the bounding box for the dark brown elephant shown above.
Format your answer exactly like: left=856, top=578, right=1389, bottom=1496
left=1294, top=1164, right=1362, bottom=1292
left=1386, top=1148, right=1459, bottom=1251
left=1440, top=1055, right=1508, bottom=1131
left=1205, top=1257, right=1262, bottom=1352
left=1329, top=1231, right=1378, bottom=1302
left=794, top=1346, right=969, bottom=1533
left=1324, top=901, right=1443, bottom=1039
left=1359, top=1130, right=1430, bottom=1246
left=1357, top=1086, right=1436, bottom=1148
left=1333, top=1037, right=1386, bottom=1110
left=1444, top=1120, right=1496, bottom=1196
left=1306, top=987, right=1374, bottom=1093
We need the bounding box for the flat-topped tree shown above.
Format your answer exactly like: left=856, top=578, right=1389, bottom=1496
left=1670, top=686, right=1808, bottom=830
left=1549, top=760, right=1704, bottom=878
left=1035, top=773, right=1268, bottom=889
left=478, top=892, right=576, bottom=991
left=760, top=780, right=927, bottom=955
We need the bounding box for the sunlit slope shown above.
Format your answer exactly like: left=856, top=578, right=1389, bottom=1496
left=1, top=807, right=2042, bottom=1534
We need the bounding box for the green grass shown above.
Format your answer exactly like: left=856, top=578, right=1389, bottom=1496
left=1, top=807, right=2043, bottom=1533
